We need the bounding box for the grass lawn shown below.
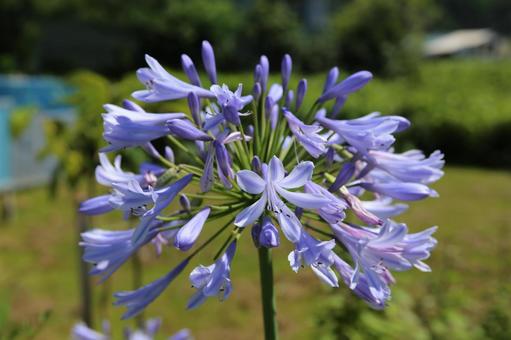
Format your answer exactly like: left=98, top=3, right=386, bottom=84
left=1, top=166, right=510, bottom=339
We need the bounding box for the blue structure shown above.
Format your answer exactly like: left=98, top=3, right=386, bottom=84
left=0, top=75, right=75, bottom=192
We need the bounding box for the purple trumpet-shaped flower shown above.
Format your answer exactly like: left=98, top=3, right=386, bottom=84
left=208, top=84, right=253, bottom=126
left=96, top=153, right=144, bottom=187
left=367, top=149, right=445, bottom=184
left=332, top=220, right=437, bottom=297
left=235, top=156, right=329, bottom=242
left=361, top=197, right=408, bottom=219
left=281, top=54, right=292, bottom=90
left=318, top=71, right=373, bottom=103
left=317, top=112, right=410, bottom=155
left=80, top=223, right=160, bottom=282
left=131, top=175, right=193, bottom=245
left=166, top=119, right=212, bottom=141
left=187, top=241, right=237, bottom=309
left=288, top=231, right=339, bottom=287
left=133, top=55, right=213, bottom=102
left=181, top=54, right=202, bottom=87
left=201, top=40, right=217, bottom=84
left=283, top=109, right=327, bottom=158
left=79, top=195, right=114, bottom=215
left=101, top=104, right=185, bottom=152
left=332, top=254, right=391, bottom=309
left=174, top=207, right=211, bottom=251
left=304, top=181, right=348, bottom=225
left=359, top=181, right=438, bottom=201
left=114, top=259, right=189, bottom=319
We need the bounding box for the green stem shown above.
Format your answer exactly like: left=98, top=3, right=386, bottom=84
left=258, top=247, right=279, bottom=340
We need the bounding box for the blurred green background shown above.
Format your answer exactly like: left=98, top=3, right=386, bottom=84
left=1, top=0, right=511, bottom=339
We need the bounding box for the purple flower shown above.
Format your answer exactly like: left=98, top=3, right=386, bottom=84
left=114, top=259, right=189, bottom=319
left=166, top=119, right=212, bottom=141
left=318, top=71, right=373, bottom=103
left=332, top=220, right=437, bottom=296
left=317, top=112, right=410, bottom=155
left=367, top=149, right=445, bottom=184
left=235, top=156, right=329, bottom=242
left=283, top=109, right=327, bottom=158
left=201, top=40, right=217, bottom=84
left=208, top=84, right=253, bottom=126
left=332, top=254, right=390, bottom=309
left=358, top=181, right=438, bottom=201
left=101, top=104, right=185, bottom=152
left=304, top=181, right=348, bottom=225
left=131, top=175, right=193, bottom=245
left=187, top=92, right=201, bottom=126
left=81, top=225, right=156, bottom=282
left=361, top=197, right=408, bottom=219
left=288, top=231, right=339, bottom=287
left=79, top=195, right=114, bottom=215
left=133, top=55, right=213, bottom=102
left=174, top=207, right=211, bottom=251
left=187, top=241, right=236, bottom=309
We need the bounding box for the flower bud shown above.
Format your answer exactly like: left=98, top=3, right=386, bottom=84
left=329, top=162, right=355, bottom=192
left=164, top=146, right=175, bottom=163
left=181, top=54, right=202, bottom=87
left=174, top=208, right=211, bottom=251
left=295, top=79, right=307, bottom=111
left=251, top=156, right=262, bottom=173
left=281, top=54, right=292, bottom=90
left=323, top=66, right=339, bottom=94
left=179, top=194, right=191, bottom=212
left=187, top=92, right=201, bottom=126
left=259, top=217, right=280, bottom=248
left=166, top=119, right=212, bottom=141
left=201, top=40, right=217, bottom=84
left=252, top=82, right=262, bottom=101
left=285, top=90, right=294, bottom=108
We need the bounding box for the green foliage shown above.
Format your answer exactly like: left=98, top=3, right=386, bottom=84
left=316, top=288, right=486, bottom=340
left=329, top=0, right=437, bottom=76
left=338, top=60, right=511, bottom=167
left=40, top=71, right=110, bottom=189
left=0, top=293, right=52, bottom=340
left=9, top=106, right=35, bottom=139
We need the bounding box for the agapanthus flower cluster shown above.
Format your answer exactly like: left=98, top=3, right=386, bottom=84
left=80, top=41, right=444, bottom=319
left=72, top=318, right=192, bottom=340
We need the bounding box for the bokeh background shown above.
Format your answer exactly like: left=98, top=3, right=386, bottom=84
left=1, top=0, right=511, bottom=339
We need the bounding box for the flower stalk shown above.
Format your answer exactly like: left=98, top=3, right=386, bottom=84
left=258, top=246, right=279, bottom=340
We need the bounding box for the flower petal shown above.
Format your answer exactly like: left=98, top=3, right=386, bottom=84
left=268, top=156, right=285, bottom=182
left=234, top=194, right=267, bottom=227
left=278, top=161, right=314, bottom=189
left=276, top=186, right=330, bottom=209
left=236, top=170, right=266, bottom=194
